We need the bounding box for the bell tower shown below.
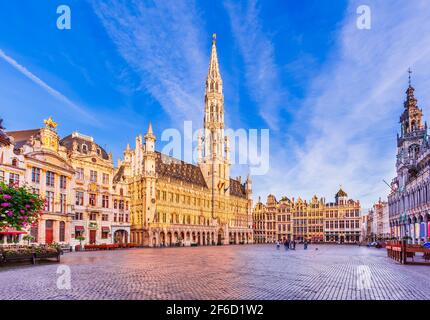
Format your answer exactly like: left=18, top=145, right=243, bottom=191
left=198, top=34, right=230, bottom=220
left=396, top=69, right=427, bottom=190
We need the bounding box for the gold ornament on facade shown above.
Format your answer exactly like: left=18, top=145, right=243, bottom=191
left=44, top=116, right=58, bottom=130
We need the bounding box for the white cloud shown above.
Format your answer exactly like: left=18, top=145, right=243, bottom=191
left=224, top=0, right=286, bottom=131
left=252, top=0, right=430, bottom=208
left=0, top=49, right=98, bottom=124
left=91, top=0, right=208, bottom=127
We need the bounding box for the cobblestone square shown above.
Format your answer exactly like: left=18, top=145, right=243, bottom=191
left=1, top=244, right=430, bottom=300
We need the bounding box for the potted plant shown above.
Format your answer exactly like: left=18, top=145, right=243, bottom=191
left=22, top=234, right=34, bottom=245
left=76, top=236, right=85, bottom=251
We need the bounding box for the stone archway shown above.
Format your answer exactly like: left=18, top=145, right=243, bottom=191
left=174, top=231, right=179, bottom=246
left=180, top=232, right=185, bottom=246
left=217, top=229, right=224, bottom=245
left=167, top=232, right=173, bottom=246
left=114, top=230, right=129, bottom=244
left=160, top=232, right=166, bottom=246
left=152, top=232, right=158, bottom=247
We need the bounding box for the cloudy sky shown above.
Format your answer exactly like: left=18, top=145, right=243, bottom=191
left=1, top=0, right=430, bottom=209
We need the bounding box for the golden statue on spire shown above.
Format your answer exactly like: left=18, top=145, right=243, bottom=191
left=44, top=116, right=58, bottom=130
left=212, top=33, right=216, bottom=43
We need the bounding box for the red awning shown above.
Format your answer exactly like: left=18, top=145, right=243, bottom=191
left=75, top=226, right=85, bottom=231
left=102, top=227, right=110, bottom=232
left=0, top=228, right=27, bottom=235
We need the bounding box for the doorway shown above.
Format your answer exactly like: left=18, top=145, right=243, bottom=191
left=45, top=220, right=54, bottom=244
left=89, top=230, right=97, bottom=244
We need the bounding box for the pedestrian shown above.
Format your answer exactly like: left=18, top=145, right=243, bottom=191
left=304, top=240, right=308, bottom=250
left=276, top=240, right=280, bottom=250
left=284, top=240, right=289, bottom=250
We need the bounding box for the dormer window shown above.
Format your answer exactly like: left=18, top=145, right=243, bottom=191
left=11, top=158, right=18, bottom=167
left=97, top=148, right=101, bottom=156
left=82, top=144, right=88, bottom=153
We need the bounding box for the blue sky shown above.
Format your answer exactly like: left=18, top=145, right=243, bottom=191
left=1, top=0, right=430, bottom=209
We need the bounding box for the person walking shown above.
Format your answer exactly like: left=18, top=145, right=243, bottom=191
left=276, top=240, right=280, bottom=250
left=304, top=240, right=308, bottom=250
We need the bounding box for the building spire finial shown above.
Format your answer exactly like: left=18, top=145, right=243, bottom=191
left=212, top=33, right=216, bottom=44
left=408, top=67, right=412, bottom=87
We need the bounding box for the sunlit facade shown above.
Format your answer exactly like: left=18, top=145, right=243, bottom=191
left=126, top=35, right=254, bottom=247
left=253, top=189, right=361, bottom=243
left=388, top=80, right=430, bottom=243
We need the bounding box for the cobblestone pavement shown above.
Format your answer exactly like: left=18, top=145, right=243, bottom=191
left=1, top=244, right=430, bottom=300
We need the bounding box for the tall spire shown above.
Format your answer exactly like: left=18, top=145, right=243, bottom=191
left=203, top=33, right=225, bottom=160
left=207, top=33, right=222, bottom=84
left=400, top=68, right=424, bottom=136
left=199, top=34, right=230, bottom=195
left=408, top=67, right=412, bottom=87
left=147, top=122, right=153, bottom=135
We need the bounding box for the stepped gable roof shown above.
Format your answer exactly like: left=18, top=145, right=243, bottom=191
left=60, top=133, right=110, bottom=160
left=155, top=152, right=207, bottom=188
left=229, top=178, right=246, bottom=199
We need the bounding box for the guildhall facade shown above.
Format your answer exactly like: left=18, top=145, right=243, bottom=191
left=253, top=189, right=361, bottom=243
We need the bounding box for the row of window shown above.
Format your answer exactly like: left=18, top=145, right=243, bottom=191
left=43, top=191, right=68, bottom=213
left=74, top=212, right=129, bottom=223
left=259, top=220, right=361, bottom=230
left=325, top=220, right=360, bottom=229
left=31, top=167, right=68, bottom=189
left=74, top=191, right=128, bottom=209
left=0, top=170, right=20, bottom=186
left=155, top=190, right=246, bottom=212
left=75, top=167, right=110, bottom=184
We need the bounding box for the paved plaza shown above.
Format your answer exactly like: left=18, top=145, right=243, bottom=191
left=1, top=244, right=430, bottom=300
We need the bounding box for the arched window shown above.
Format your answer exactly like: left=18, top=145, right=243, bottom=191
left=408, top=144, right=420, bottom=159
left=82, top=144, right=88, bottom=153
left=11, top=158, right=18, bottom=167
left=59, top=221, right=65, bottom=242
left=120, top=188, right=124, bottom=196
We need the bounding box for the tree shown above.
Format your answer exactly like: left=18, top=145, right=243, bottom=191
left=0, top=182, right=44, bottom=231
left=22, top=234, right=34, bottom=245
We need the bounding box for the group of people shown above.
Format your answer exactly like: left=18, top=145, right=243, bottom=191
left=276, top=239, right=309, bottom=250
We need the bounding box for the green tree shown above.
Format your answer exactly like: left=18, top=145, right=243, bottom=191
left=0, top=182, right=44, bottom=231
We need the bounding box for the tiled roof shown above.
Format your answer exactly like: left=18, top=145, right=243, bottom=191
left=229, top=178, right=246, bottom=198
left=155, top=152, right=207, bottom=188
left=60, top=134, right=110, bottom=160
left=7, top=129, right=40, bottom=151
